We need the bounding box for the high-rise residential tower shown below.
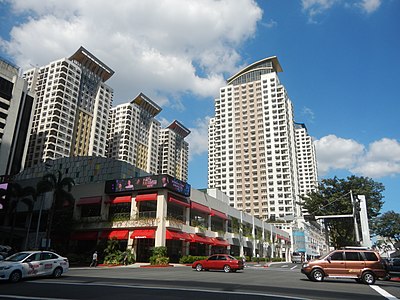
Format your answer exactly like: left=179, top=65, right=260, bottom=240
left=294, top=123, right=318, bottom=215
left=158, top=120, right=190, bottom=181
left=208, top=56, right=304, bottom=221
left=107, top=93, right=161, bottom=175
left=0, top=58, right=35, bottom=177
left=23, top=47, right=114, bottom=168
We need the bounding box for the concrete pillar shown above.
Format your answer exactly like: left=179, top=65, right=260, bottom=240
left=155, top=191, right=167, bottom=247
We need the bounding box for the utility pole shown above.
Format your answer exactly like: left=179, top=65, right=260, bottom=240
left=350, top=190, right=360, bottom=244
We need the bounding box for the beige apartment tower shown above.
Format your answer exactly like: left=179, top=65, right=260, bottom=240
left=107, top=93, right=161, bottom=175
left=158, top=120, right=190, bottom=181
left=208, top=56, right=317, bottom=221
left=23, top=47, right=114, bottom=167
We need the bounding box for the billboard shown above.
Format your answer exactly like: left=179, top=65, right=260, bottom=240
left=105, top=174, right=191, bottom=197
left=0, top=183, right=8, bottom=210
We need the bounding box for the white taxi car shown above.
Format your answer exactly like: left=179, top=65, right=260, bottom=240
left=0, top=251, right=69, bottom=282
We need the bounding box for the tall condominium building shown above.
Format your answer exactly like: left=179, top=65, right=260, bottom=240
left=107, top=93, right=161, bottom=175
left=0, top=58, right=35, bottom=177
left=208, top=56, right=303, bottom=221
left=294, top=123, right=318, bottom=216
left=23, top=47, right=114, bottom=168
left=158, top=120, right=190, bottom=181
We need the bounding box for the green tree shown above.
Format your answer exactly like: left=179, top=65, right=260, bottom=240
left=36, top=171, right=75, bottom=249
left=302, top=176, right=384, bottom=248
left=371, top=210, right=400, bottom=250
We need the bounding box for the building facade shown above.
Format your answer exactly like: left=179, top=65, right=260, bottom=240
left=0, top=58, right=35, bottom=177
left=70, top=175, right=291, bottom=263
left=158, top=120, right=190, bottom=181
left=107, top=93, right=161, bottom=175
left=22, top=46, right=114, bottom=168
left=208, top=56, right=301, bottom=221
left=4, top=157, right=291, bottom=263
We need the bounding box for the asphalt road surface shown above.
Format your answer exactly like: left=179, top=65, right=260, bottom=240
left=0, top=263, right=399, bottom=300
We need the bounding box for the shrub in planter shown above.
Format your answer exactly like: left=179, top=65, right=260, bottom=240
left=179, top=255, right=208, bottom=264
left=149, top=246, right=169, bottom=265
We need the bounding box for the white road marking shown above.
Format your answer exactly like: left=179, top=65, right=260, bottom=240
left=29, top=280, right=316, bottom=300
left=291, top=265, right=297, bottom=270
left=0, top=296, right=74, bottom=300
left=370, top=285, right=399, bottom=300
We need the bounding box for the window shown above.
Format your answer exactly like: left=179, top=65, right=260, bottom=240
left=81, top=204, right=101, bottom=217
left=345, top=252, right=362, bottom=261
left=363, top=252, right=378, bottom=261
left=329, top=251, right=344, bottom=261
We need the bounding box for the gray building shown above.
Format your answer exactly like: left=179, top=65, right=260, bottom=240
left=0, top=58, right=35, bottom=178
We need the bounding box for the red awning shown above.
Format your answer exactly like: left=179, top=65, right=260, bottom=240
left=76, top=196, right=102, bottom=206
left=100, top=230, right=129, bottom=240
left=277, top=234, right=290, bottom=242
left=136, top=193, right=158, bottom=202
left=109, top=195, right=132, bottom=204
left=166, top=230, right=191, bottom=241
left=212, top=238, right=229, bottom=247
left=191, top=202, right=211, bottom=214
left=130, top=229, right=156, bottom=239
left=168, top=196, right=190, bottom=207
left=211, top=209, right=227, bottom=220
left=70, top=231, right=98, bottom=240
left=189, top=234, right=214, bottom=245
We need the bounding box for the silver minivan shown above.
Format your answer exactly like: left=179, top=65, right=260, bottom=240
left=292, top=252, right=303, bottom=263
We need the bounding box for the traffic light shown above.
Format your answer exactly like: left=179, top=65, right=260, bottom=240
left=303, top=213, right=316, bottom=222
left=353, top=196, right=361, bottom=213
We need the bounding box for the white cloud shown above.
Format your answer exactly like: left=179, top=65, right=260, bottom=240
left=187, top=116, right=211, bottom=159
left=301, top=0, right=382, bottom=21
left=301, top=106, right=315, bottom=123
left=356, top=0, right=382, bottom=14
left=0, top=0, right=262, bottom=105
left=351, top=138, right=400, bottom=177
left=301, top=0, right=338, bottom=21
left=314, top=134, right=364, bottom=175
left=314, top=135, right=400, bottom=178
left=262, top=19, right=278, bottom=28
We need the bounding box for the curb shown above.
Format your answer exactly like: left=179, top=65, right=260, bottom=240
left=140, top=264, right=174, bottom=268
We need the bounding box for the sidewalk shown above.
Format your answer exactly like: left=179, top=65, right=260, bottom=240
left=71, top=263, right=190, bottom=269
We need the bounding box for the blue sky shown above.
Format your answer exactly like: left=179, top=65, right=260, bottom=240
left=1, top=0, right=399, bottom=213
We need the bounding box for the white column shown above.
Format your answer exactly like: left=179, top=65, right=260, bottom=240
left=358, top=195, right=372, bottom=248
left=155, top=191, right=167, bottom=247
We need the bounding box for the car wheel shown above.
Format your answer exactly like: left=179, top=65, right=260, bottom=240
left=9, top=270, right=22, bottom=283
left=362, top=271, right=375, bottom=285
left=310, top=269, right=324, bottom=282
left=195, top=264, right=203, bottom=272
left=223, top=265, right=231, bottom=273
left=53, top=267, right=63, bottom=278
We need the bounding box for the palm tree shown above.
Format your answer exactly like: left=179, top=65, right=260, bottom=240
left=3, top=182, right=23, bottom=246
left=1, top=183, right=37, bottom=247
left=36, top=170, right=75, bottom=249
left=20, top=186, right=37, bottom=250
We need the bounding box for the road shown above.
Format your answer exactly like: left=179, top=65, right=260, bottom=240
left=0, top=263, right=399, bottom=300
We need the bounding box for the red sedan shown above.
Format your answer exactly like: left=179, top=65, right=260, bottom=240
left=192, top=254, right=244, bottom=273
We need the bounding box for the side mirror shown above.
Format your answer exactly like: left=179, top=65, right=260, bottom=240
left=326, top=257, right=331, bottom=263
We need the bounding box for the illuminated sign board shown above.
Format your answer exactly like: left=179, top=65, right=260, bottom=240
left=0, top=183, right=8, bottom=210
left=105, top=174, right=191, bottom=197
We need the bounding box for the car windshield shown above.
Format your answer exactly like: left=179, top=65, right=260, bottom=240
left=227, top=255, right=236, bottom=260
left=4, top=252, right=31, bottom=262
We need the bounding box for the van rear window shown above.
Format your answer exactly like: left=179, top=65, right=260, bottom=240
left=363, top=252, right=378, bottom=261
left=345, top=252, right=363, bottom=261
